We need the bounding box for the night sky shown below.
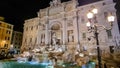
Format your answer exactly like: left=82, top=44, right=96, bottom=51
left=0, top=0, right=119, bottom=32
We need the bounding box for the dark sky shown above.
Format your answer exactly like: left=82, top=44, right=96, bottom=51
left=0, top=0, right=119, bottom=32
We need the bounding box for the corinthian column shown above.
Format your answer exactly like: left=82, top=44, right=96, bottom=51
left=62, top=18, right=66, bottom=45
left=45, top=23, right=49, bottom=45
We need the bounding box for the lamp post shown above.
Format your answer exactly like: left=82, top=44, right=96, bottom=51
left=86, top=8, right=115, bottom=68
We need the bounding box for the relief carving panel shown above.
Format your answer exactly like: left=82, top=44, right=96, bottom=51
left=65, top=3, right=75, bottom=12
left=65, top=11, right=75, bottom=17
left=49, top=6, right=64, bottom=16
left=49, top=14, right=63, bottom=20
left=67, top=19, right=73, bottom=27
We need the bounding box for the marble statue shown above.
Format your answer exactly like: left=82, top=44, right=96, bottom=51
left=52, top=32, right=57, bottom=45
left=50, top=0, right=61, bottom=7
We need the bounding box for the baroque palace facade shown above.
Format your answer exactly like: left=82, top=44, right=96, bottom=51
left=21, top=0, right=120, bottom=54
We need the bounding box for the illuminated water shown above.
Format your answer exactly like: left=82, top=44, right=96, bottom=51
left=0, top=60, right=54, bottom=68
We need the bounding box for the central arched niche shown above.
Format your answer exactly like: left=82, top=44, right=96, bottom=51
left=51, top=24, right=60, bottom=30
left=50, top=23, right=62, bottom=45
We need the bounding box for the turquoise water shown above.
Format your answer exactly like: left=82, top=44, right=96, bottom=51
left=0, top=60, right=50, bottom=68
left=0, top=60, right=95, bottom=68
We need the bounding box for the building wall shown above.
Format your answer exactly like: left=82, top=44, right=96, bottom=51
left=21, top=0, right=120, bottom=53
left=77, top=0, right=119, bottom=51
left=0, top=21, right=13, bottom=53
left=11, top=31, right=23, bottom=54
left=21, top=18, right=40, bottom=51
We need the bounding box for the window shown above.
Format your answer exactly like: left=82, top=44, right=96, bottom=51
left=82, top=33, right=86, bottom=39
left=104, top=12, right=108, bottom=18
left=31, top=26, right=33, bottom=30
left=8, top=37, right=10, bottom=40
left=106, top=30, right=112, bottom=38
left=36, top=25, right=38, bottom=30
left=15, top=42, right=17, bottom=45
left=2, top=50, right=5, bottom=52
left=16, top=33, right=18, bottom=36
left=18, top=38, right=20, bottom=41
left=7, top=25, right=12, bottom=29
left=19, top=42, right=21, bottom=45
left=6, top=30, right=8, bottom=34
left=5, top=36, right=7, bottom=40
left=35, top=37, right=37, bottom=44
left=16, top=37, right=18, bottom=40
left=7, top=25, right=9, bottom=29
left=6, top=30, right=11, bottom=34
left=43, top=25, right=45, bottom=30
left=18, top=46, right=20, bottom=49
left=109, top=46, right=114, bottom=53
left=8, top=31, right=10, bottom=34
left=4, top=44, right=8, bottom=48
left=81, top=16, right=85, bottom=23
left=103, top=2, right=106, bottom=6
left=30, top=38, right=32, bottom=43
left=9, top=26, right=11, bottom=29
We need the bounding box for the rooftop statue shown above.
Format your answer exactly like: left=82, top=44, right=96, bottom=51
left=50, top=0, right=61, bottom=7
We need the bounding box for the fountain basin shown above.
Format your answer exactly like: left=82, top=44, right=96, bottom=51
left=0, top=60, right=53, bottom=68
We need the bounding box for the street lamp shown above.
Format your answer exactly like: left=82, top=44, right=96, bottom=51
left=107, top=14, right=115, bottom=26
left=86, top=8, right=115, bottom=68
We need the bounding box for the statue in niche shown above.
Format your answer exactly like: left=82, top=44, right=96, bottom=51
left=53, top=0, right=57, bottom=5
left=50, top=0, right=61, bottom=7
left=68, top=30, right=74, bottom=42
left=42, top=24, right=45, bottom=30
left=50, top=1, right=54, bottom=7
left=56, top=0, right=61, bottom=5
left=41, top=34, right=45, bottom=45
left=69, top=34, right=73, bottom=42
left=52, top=32, right=57, bottom=45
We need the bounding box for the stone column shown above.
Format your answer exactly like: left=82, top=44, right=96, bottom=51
left=73, top=16, right=79, bottom=44
left=45, top=23, right=49, bottom=45
left=38, top=31, right=41, bottom=46
left=62, top=18, right=66, bottom=45
left=49, top=30, right=52, bottom=45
